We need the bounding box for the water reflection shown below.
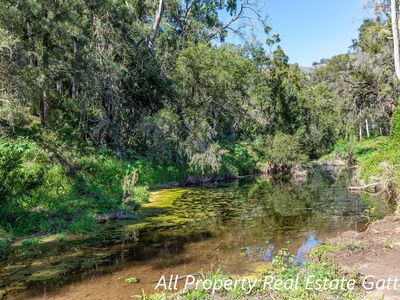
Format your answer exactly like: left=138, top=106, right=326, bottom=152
left=2, top=165, right=372, bottom=298
left=244, top=234, right=321, bottom=266
left=294, top=235, right=321, bottom=266
left=166, top=165, right=367, bottom=260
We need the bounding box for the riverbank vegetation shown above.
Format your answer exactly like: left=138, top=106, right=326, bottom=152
left=138, top=245, right=363, bottom=300
left=0, top=0, right=400, bottom=247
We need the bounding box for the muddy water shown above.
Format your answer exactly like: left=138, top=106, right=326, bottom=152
left=2, top=165, right=372, bottom=299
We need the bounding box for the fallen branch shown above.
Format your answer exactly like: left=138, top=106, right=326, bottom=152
left=348, top=182, right=380, bottom=191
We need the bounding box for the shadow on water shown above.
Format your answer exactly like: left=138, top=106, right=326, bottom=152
left=1, top=165, right=375, bottom=298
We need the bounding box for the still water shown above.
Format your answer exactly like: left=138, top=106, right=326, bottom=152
left=3, top=165, right=371, bottom=299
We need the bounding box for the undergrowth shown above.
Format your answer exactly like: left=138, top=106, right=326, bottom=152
left=0, top=138, right=263, bottom=245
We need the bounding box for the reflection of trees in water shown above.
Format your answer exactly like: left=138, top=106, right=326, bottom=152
left=243, top=234, right=321, bottom=266
left=172, top=166, right=366, bottom=235
left=155, top=166, right=367, bottom=267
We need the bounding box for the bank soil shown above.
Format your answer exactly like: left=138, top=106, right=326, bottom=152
left=328, top=215, right=400, bottom=300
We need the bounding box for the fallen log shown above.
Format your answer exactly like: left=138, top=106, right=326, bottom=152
left=96, top=211, right=138, bottom=224
left=348, top=182, right=379, bottom=191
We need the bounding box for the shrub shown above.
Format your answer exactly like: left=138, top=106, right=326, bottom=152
left=268, top=133, right=307, bottom=168
left=267, top=133, right=307, bottom=180
left=220, top=143, right=260, bottom=176
left=0, top=141, right=45, bottom=202
left=132, top=160, right=184, bottom=186
left=189, top=143, right=228, bottom=175
left=391, top=105, right=400, bottom=142
left=0, top=237, right=11, bottom=259
left=122, top=168, right=149, bottom=208
left=68, top=214, right=97, bottom=233
left=21, top=238, right=40, bottom=247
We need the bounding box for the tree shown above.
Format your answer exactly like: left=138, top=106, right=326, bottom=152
left=148, top=0, right=165, bottom=50
left=391, top=0, right=400, bottom=80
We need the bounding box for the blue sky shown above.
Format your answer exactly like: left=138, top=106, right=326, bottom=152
left=223, top=0, right=371, bottom=66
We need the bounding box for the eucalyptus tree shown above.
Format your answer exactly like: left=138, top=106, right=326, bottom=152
left=390, top=0, right=400, bottom=79
left=0, top=0, right=168, bottom=148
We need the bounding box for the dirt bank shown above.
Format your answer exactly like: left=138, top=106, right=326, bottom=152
left=328, top=215, right=400, bottom=300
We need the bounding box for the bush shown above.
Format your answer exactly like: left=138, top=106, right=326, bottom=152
left=267, top=133, right=307, bottom=180
left=0, top=141, right=45, bottom=202
left=21, top=238, right=40, bottom=247
left=189, top=143, right=228, bottom=175
left=68, top=214, right=98, bottom=233
left=0, top=237, right=11, bottom=259
left=268, top=133, right=307, bottom=168
left=132, top=159, right=185, bottom=186
left=220, top=143, right=260, bottom=176
left=391, top=105, right=400, bottom=142
left=122, top=171, right=150, bottom=208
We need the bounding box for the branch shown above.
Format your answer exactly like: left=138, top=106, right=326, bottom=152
left=348, top=182, right=380, bottom=191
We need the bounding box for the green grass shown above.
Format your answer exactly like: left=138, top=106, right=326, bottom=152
left=320, top=137, right=400, bottom=184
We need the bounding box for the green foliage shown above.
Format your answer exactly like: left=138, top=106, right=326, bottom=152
left=125, top=277, right=140, bottom=284
left=21, top=238, right=40, bottom=247
left=0, top=237, right=11, bottom=259
left=132, top=160, right=185, bottom=186
left=0, top=141, right=45, bottom=202
left=298, top=84, right=337, bottom=158
left=141, top=109, right=181, bottom=164
left=181, top=289, right=209, bottom=300
left=0, top=0, right=396, bottom=246
left=354, top=19, right=391, bottom=55
left=220, top=144, right=260, bottom=176
left=129, top=186, right=150, bottom=207
left=175, top=43, right=254, bottom=164
left=268, top=133, right=307, bottom=170
left=312, top=17, right=399, bottom=143
left=391, top=105, right=400, bottom=142
left=310, top=244, right=337, bottom=260
left=189, top=143, right=229, bottom=175
left=68, top=215, right=97, bottom=234
left=0, top=140, right=184, bottom=237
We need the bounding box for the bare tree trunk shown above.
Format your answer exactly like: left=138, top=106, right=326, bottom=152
left=40, top=90, right=50, bottom=127
left=359, top=124, right=363, bottom=141
left=380, top=127, right=383, bottom=136
left=40, top=32, right=50, bottom=127
left=147, top=0, right=164, bottom=50
left=365, top=119, right=370, bottom=138
left=391, top=0, right=400, bottom=80
left=72, top=40, right=78, bottom=99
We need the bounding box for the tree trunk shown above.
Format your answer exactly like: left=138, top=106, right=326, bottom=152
left=391, top=0, right=400, bottom=80
left=40, top=32, right=50, bottom=127
left=72, top=39, right=78, bottom=99
left=365, top=119, right=370, bottom=138
left=147, top=0, right=164, bottom=50
left=39, top=90, right=50, bottom=127
left=359, top=124, right=363, bottom=141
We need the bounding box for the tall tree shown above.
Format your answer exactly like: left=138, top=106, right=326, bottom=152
left=391, top=0, right=400, bottom=80
left=148, top=0, right=165, bottom=50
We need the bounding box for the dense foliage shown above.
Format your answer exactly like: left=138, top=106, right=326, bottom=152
left=311, top=13, right=399, bottom=141
left=0, top=0, right=399, bottom=238
left=391, top=105, right=400, bottom=141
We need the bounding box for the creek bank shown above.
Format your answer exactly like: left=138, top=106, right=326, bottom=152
left=318, top=140, right=400, bottom=299
left=152, top=161, right=311, bottom=190
left=327, top=215, right=400, bottom=300
left=151, top=172, right=258, bottom=189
